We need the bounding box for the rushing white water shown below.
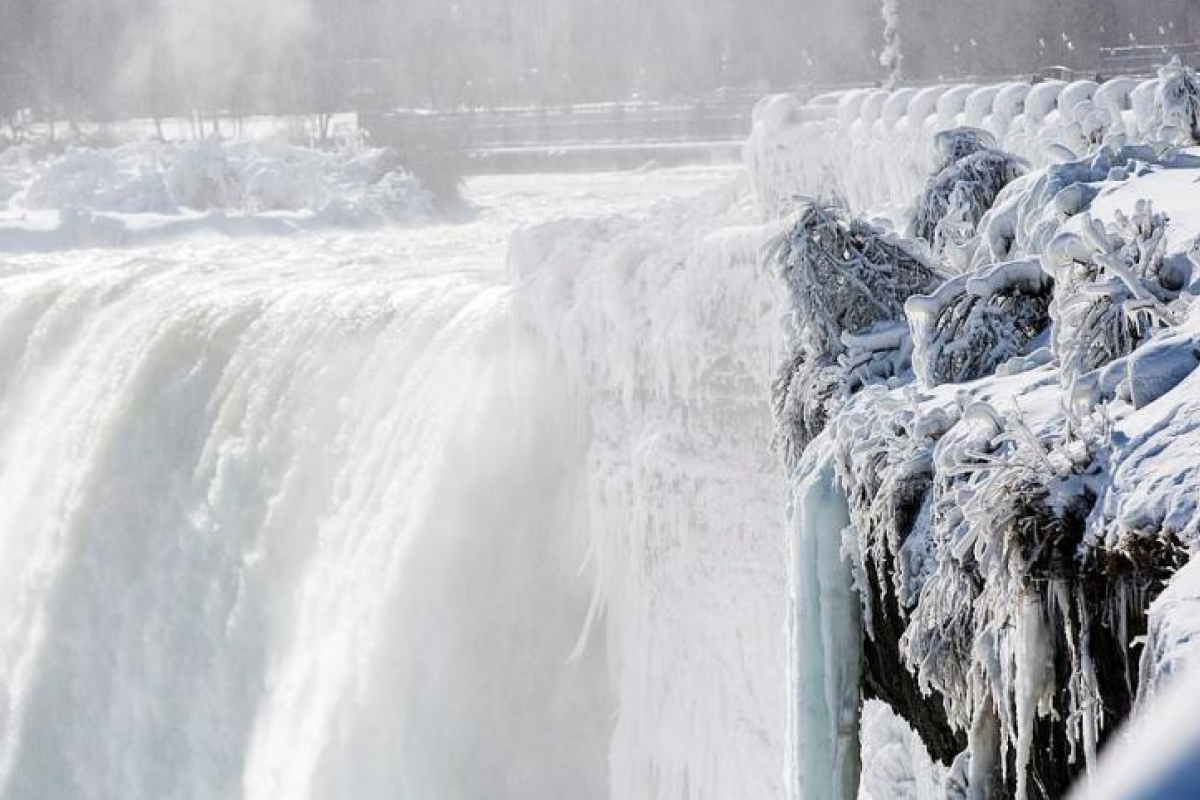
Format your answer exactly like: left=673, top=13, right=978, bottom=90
left=0, top=168, right=739, bottom=800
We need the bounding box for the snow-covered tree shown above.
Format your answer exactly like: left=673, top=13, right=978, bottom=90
left=774, top=203, right=943, bottom=358
left=1045, top=203, right=1185, bottom=393
left=911, top=128, right=1026, bottom=258
left=770, top=203, right=943, bottom=463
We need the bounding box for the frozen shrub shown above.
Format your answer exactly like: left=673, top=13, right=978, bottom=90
left=836, top=389, right=950, bottom=624
left=769, top=203, right=943, bottom=462
left=931, top=127, right=994, bottom=170
left=772, top=352, right=847, bottom=469
left=1044, top=202, right=1183, bottom=389
left=911, top=128, right=1026, bottom=255
left=771, top=202, right=944, bottom=358
left=1157, top=58, right=1200, bottom=145
left=907, top=259, right=1052, bottom=387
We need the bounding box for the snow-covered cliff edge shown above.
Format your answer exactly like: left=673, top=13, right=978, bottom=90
left=512, top=62, right=1200, bottom=800
left=764, top=62, right=1200, bottom=799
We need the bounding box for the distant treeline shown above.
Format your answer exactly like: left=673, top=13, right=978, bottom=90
left=0, top=0, right=1198, bottom=128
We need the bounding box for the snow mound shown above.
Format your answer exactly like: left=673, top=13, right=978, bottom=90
left=0, top=139, right=433, bottom=249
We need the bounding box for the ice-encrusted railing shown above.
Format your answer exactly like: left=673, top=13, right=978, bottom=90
left=770, top=62, right=1200, bottom=799
left=745, top=59, right=1200, bottom=222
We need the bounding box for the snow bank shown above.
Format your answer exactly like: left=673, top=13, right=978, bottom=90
left=0, top=139, right=432, bottom=251
left=858, top=701, right=946, bottom=800
left=1071, top=662, right=1200, bottom=800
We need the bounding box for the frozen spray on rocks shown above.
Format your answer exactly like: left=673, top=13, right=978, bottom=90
left=761, top=62, right=1200, bottom=799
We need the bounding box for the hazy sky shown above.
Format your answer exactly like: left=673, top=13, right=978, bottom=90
left=1, top=0, right=1198, bottom=120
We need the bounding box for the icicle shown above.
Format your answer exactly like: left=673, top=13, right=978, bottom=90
left=788, top=434, right=862, bottom=800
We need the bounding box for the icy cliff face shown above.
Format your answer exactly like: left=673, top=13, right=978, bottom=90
left=760, top=64, right=1200, bottom=799
left=515, top=65, right=1200, bottom=800
left=512, top=182, right=793, bottom=800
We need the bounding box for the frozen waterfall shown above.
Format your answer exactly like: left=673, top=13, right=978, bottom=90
left=0, top=168, right=776, bottom=800
left=0, top=228, right=617, bottom=800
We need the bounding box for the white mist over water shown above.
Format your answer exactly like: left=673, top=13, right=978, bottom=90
left=0, top=168, right=741, bottom=800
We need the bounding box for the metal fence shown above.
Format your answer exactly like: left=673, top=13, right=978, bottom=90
left=1100, top=43, right=1200, bottom=76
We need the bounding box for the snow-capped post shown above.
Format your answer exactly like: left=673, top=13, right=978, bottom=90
left=880, top=0, right=903, bottom=90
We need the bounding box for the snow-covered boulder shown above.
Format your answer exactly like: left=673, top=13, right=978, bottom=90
left=1125, top=335, right=1200, bottom=409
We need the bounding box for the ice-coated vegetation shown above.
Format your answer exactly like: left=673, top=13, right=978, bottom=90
left=1158, top=57, right=1200, bottom=145
left=762, top=62, right=1200, bottom=800
left=769, top=202, right=942, bottom=463
left=0, top=139, right=433, bottom=251
left=907, top=258, right=1052, bottom=387
left=910, top=128, right=1026, bottom=259
left=1044, top=203, right=1184, bottom=392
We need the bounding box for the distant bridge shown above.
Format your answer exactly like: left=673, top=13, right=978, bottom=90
left=362, top=48, right=1200, bottom=176
left=360, top=93, right=772, bottom=174
left=1099, top=42, right=1200, bottom=76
